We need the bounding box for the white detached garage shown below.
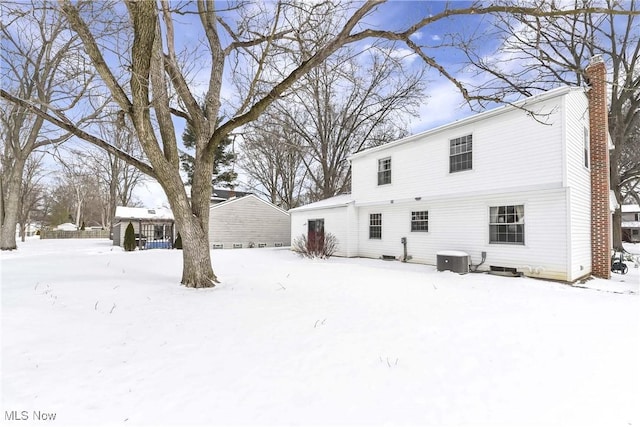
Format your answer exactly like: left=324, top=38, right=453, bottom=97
left=208, top=194, right=291, bottom=249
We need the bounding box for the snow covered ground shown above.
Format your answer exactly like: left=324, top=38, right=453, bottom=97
left=1, top=238, right=639, bottom=426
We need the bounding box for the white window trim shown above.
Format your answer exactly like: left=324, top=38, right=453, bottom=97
left=369, top=213, right=382, bottom=239
left=410, top=210, right=429, bottom=232
left=449, top=134, right=473, bottom=173
left=489, top=204, right=525, bottom=245
left=377, top=157, right=392, bottom=186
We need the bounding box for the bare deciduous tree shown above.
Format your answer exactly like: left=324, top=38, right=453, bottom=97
left=271, top=46, right=423, bottom=201
left=240, top=116, right=309, bottom=210
left=0, top=0, right=105, bottom=249
left=454, top=0, right=639, bottom=249
left=2, top=0, right=637, bottom=287
left=17, top=154, right=47, bottom=241
left=93, top=114, right=146, bottom=228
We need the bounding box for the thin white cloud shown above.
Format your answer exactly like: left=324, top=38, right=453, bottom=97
left=431, top=34, right=442, bottom=41
left=410, top=31, right=424, bottom=41
left=406, top=80, right=472, bottom=134
left=387, top=47, right=419, bottom=65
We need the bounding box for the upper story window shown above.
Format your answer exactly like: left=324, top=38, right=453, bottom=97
left=490, top=205, right=524, bottom=244
left=377, top=157, right=391, bottom=185
left=449, top=134, right=472, bottom=173
left=635, top=213, right=640, bottom=221
left=369, top=213, right=382, bottom=239
left=411, top=211, right=429, bottom=232
left=583, top=127, right=590, bottom=169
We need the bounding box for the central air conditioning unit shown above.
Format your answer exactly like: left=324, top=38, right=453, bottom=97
left=437, top=251, right=470, bottom=274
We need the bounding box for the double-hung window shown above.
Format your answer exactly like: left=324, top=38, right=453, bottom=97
left=378, top=157, right=391, bottom=185
left=411, top=211, right=429, bottom=232
left=369, top=213, right=382, bottom=239
left=490, top=205, right=524, bottom=244
left=449, top=135, right=472, bottom=173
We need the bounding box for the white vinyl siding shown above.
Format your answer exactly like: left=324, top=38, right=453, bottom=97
left=356, top=188, right=569, bottom=281
left=290, top=204, right=357, bottom=257
left=563, top=91, right=592, bottom=280
left=351, top=95, right=565, bottom=204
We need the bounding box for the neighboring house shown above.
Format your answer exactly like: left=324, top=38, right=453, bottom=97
left=54, top=222, right=78, bottom=231
left=622, top=204, right=640, bottom=243
left=210, top=188, right=252, bottom=204
left=209, top=194, right=290, bottom=249
left=112, top=206, right=175, bottom=249
left=290, top=57, right=613, bottom=282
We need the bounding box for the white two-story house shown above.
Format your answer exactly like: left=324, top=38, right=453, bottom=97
left=290, top=58, right=613, bottom=282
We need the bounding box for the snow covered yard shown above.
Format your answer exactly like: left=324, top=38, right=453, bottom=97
left=1, top=239, right=639, bottom=427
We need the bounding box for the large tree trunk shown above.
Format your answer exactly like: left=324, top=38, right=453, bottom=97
left=610, top=126, right=624, bottom=251
left=612, top=207, right=624, bottom=251
left=178, top=215, right=217, bottom=287
left=0, top=158, right=26, bottom=250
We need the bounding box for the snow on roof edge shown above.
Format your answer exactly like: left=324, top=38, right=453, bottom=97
left=289, top=194, right=354, bottom=213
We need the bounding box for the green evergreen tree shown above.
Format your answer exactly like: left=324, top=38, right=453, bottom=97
left=123, top=222, right=136, bottom=252
left=180, top=106, right=237, bottom=187
left=174, top=232, right=183, bottom=250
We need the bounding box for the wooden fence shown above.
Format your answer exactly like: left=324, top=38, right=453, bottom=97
left=40, top=230, right=110, bottom=239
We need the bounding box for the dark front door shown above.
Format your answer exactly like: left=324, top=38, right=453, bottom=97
left=307, top=219, right=325, bottom=252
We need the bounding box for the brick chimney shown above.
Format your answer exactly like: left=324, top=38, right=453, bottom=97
left=586, top=56, right=611, bottom=279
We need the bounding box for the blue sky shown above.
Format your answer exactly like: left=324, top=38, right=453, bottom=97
left=132, top=1, right=503, bottom=207
left=2, top=0, right=508, bottom=207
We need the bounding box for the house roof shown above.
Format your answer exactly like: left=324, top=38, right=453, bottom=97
left=54, top=222, right=77, bottom=231
left=185, top=186, right=252, bottom=202
left=209, top=194, right=289, bottom=216
left=210, top=188, right=252, bottom=201
left=622, top=204, right=640, bottom=213
left=350, top=85, right=582, bottom=161
left=288, top=194, right=354, bottom=213
left=114, top=206, right=174, bottom=221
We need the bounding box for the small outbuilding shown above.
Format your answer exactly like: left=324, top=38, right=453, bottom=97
left=208, top=194, right=290, bottom=249
left=289, top=194, right=358, bottom=257
left=112, top=206, right=175, bottom=249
